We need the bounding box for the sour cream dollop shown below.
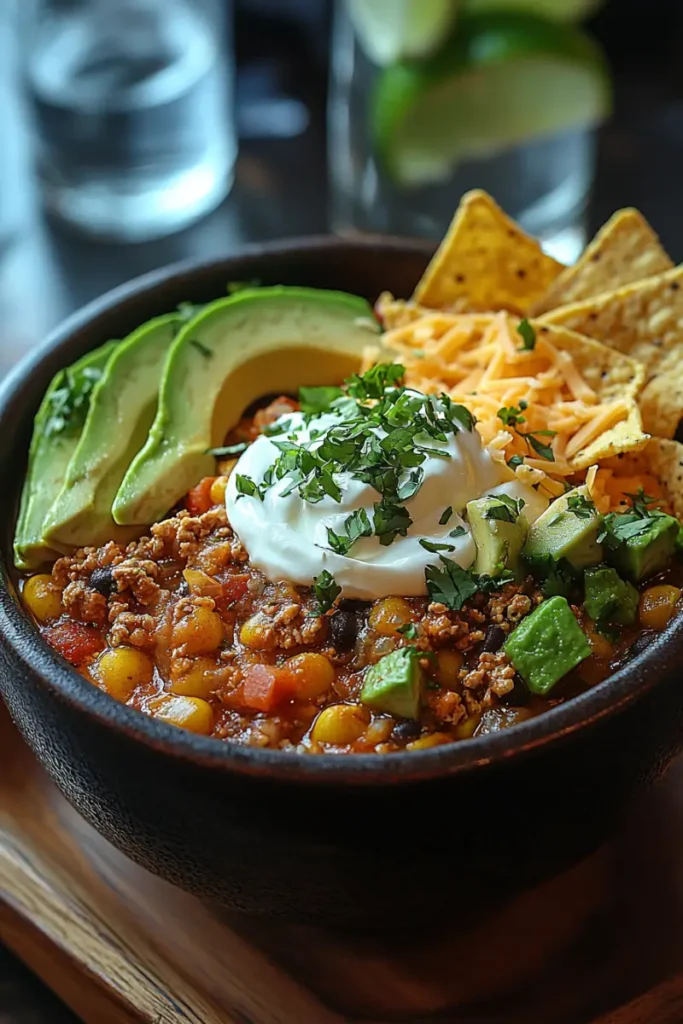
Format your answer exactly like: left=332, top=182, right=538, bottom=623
left=226, top=398, right=546, bottom=600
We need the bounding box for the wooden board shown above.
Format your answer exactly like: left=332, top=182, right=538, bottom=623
left=2, top=700, right=683, bottom=1024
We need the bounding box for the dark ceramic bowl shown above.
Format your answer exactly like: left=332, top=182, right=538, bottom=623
left=2, top=237, right=683, bottom=927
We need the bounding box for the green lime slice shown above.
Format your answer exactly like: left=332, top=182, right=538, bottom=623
left=348, top=0, right=457, bottom=66
left=461, top=0, right=603, bottom=22
left=374, top=12, right=611, bottom=186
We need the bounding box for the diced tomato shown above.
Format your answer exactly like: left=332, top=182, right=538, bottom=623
left=221, top=574, right=249, bottom=605
left=241, top=664, right=298, bottom=712
left=43, top=621, right=104, bottom=666
left=185, top=476, right=217, bottom=516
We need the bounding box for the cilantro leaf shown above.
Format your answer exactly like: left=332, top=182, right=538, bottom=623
left=483, top=494, right=525, bottom=524
left=624, top=488, right=660, bottom=517
left=235, top=474, right=261, bottom=500
left=327, top=508, right=372, bottom=555
left=299, top=385, right=343, bottom=419
left=567, top=493, right=596, bottom=519
left=449, top=526, right=467, bottom=538
left=425, top=557, right=479, bottom=610
left=44, top=365, right=104, bottom=438
left=373, top=500, right=413, bottom=546
left=497, top=401, right=528, bottom=428
left=419, top=539, right=456, bottom=553
left=507, top=454, right=525, bottom=471
left=397, top=622, right=419, bottom=639
left=312, top=570, right=341, bottom=614
left=517, top=319, right=536, bottom=351
left=189, top=338, right=212, bottom=358
left=520, top=430, right=556, bottom=462
left=439, top=506, right=453, bottom=525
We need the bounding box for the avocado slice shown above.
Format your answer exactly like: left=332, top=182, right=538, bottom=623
left=467, top=495, right=528, bottom=579
left=602, top=510, right=679, bottom=583
left=584, top=566, right=638, bottom=627
left=360, top=647, right=424, bottom=720
left=113, top=287, right=381, bottom=526
left=504, top=596, right=590, bottom=695
left=44, top=314, right=181, bottom=549
left=14, top=340, right=118, bottom=569
left=524, top=485, right=603, bottom=574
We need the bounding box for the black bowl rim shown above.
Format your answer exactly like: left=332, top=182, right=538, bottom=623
left=2, top=234, right=682, bottom=786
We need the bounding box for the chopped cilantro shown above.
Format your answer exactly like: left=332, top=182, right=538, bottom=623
left=567, top=493, right=595, bottom=519
left=326, top=508, right=372, bottom=555
left=419, top=539, right=456, bottom=553
left=507, top=454, right=525, bottom=471
left=299, top=385, right=343, bottom=419
left=189, top=338, right=212, bottom=358
left=475, top=569, right=516, bottom=593
left=517, top=319, right=536, bottom=351
left=176, top=301, right=204, bottom=322
left=449, top=526, right=467, bottom=538
left=439, top=506, right=453, bottom=525
left=519, top=429, right=556, bottom=462
left=425, top=557, right=479, bottom=610
left=206, top=442, right=248, bottom=457
left=312, top=570, right=341, bottom=615
left=234, top=474, right=261, bottom=500
left=483, top=494, right=525, bottom=524
left=497, top=401, right=528, bottom=428
left=397, top=622, right=419, bottom=639
left=44, top=365, right=104, bottom=438
left=373, top=500, right=412, bottom=546
left=624, top=488, right=660, bottom=516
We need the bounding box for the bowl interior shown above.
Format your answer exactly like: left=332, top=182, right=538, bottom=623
left=2, top=235, right=683, bottom=783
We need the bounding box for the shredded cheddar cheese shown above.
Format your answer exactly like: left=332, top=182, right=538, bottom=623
left=373, top=295, right=651, bottom=504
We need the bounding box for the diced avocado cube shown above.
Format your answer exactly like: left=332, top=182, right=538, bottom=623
left=504, top=596, right=590, bottom=696
left=524, top=486, right=603, bottom=574
left=584, top=566, right=638, bottom=627
left=467, top=496, right=528, bottom=579
left=603, top=511, right=679, bottom=583
left=360, top=647, right=424, bottom=720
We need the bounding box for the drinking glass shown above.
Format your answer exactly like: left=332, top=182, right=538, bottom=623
left=23, top=0, right=237, bottom=242
left=328, top=0, right=606, bottom=264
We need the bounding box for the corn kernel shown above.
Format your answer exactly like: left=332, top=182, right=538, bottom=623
left=639, top=585, right=682, bottom=631
left=311, top=704, right=369, bottom=745
left=96, top=647, right=153, bottom=702
left=406, top=732, right=449, bottom=751
left=369, top=597, right=414, bottom=637
left=172, top=605, right=223, bottom=655
left=285, top=652, right=335, bottom=699
left=23, top=574, right=63, bottom=623
left=150, top=695, right=214, bottom=734
left=435, top=649, right=464, bottom=690
left=170, top=656, right=218, bottom=698
left=239, top=613, right=276, bottom=651
left=210, top=476, right=228, bottom=505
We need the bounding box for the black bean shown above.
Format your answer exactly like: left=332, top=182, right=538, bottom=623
left=481, top=624, right=506, bottom=653
left=392, top=719, right=421, bottom=741
left=339, top=599, right=368, bottom=615
left=500, top=673, right=530, bottom=707
left=329, top=609, right=359, bottom=651
left=89, top=565, right=116, bottom=597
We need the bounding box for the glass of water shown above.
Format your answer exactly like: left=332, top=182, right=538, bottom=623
left=23, top=0, right=237, bottom=242
left=328, top=0, right=610, bottom=264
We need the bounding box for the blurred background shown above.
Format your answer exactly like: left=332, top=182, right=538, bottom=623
left=2, top=0, right=683, bottom=379
left=2, top=0, right=683, bottom=1019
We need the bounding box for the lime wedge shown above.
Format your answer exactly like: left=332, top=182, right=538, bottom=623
left=374, top=12, right=611, bottom=186
left=462, top=0, right=603, bottom=21
left=348, top=0, right=458, bottom=66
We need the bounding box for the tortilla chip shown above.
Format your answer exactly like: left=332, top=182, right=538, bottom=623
left=413, top=190, right=564, bottom=315
left=532, top=208, right=673, bottom=315
left=602, top=438, right=683, bottom=520
left=539, top=266, right=683, bottom=438
left=533, top=324, right=649, bottom=469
